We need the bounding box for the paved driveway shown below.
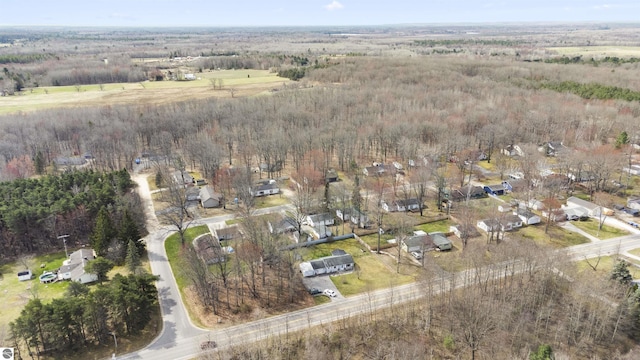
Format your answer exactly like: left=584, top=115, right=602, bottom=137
left=302, top=274, right=344, bottom=299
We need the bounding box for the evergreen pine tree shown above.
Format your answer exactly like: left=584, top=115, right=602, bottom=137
left=125, top=239, right=141, bottom=273
left=90, top=207, right=116, bottom=256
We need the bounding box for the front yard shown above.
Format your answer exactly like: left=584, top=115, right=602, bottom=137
left=570, top=219, right=630, bottom=240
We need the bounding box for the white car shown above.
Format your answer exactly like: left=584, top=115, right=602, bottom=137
left=323, top=289, right=337, bottom=297
left=410, top=251, right=423, bottom=260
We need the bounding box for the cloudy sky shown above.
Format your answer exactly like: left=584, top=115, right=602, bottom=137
left=1, top=0, right=638, bottom=27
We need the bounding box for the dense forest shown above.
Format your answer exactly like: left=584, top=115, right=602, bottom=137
left=10, top=273, right=158, bottom=356
left=0, top=169, right=145, bottom=258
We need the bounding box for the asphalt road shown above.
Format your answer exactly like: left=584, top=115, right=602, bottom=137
left=121, top=174, right=640, bottom=360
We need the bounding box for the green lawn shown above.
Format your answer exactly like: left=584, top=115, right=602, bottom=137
left=576, top=255, right=640, bottom=278
left=517, top=224, right=589, bottom=248
left=331, top=255, right=415, bottom=296
left=0, top=251, right=71, bottom=331
left=358, top=233, right=396, bottom=249
left=571, top=219, right=629, bottom=240
left=414, top=220, right=453, bottom=234
left=165, top=225, right=211, bottom=293
left=255, top=194, right=290, bottom=209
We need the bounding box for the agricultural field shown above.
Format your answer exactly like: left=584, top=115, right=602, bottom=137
left=0, top=69, right=289, bottom=115
left=547, top=46, right=640, bottom=58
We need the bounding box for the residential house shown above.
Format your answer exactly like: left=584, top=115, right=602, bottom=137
left=562, top=206, right=588, bottom=221
left=430, top=232, right=453, bottom=251
left=57, top=249, right=98, bottom=284
left=350, top=209, right=371, bottom=228
left=542, top=209, right=567, bottom=222
left=200, top=185, right=223, bottom=208
left=193, top=234, right=226, bottom=265
left=215, top=225, right=242, bottom=241
left=528, top=199, right=546, bottom=211
left=306, top=213, right=335, bottom=227
left=451, top=185, right=487, bottom=202
left=299, top=252, right=355, bottom=277
left=540, top=141, right=568, bottom=157
left=325, top=169, right=339, bottom=183
left=515, top=208, right=541, bottom=225
left=477, top=215, right=522, bottom=233
left=401, top=231, right=431, bottom=253
left=504, top=179, right=528, bottom=193
left=173, top=170, right=194, bottom=185
left=501, top=214, right=524, bottom=231
left=185, top=186, right=201, bottom=202
left=363, top=163, right=396, bottom=177
left=450, top=224, right=480, bottom=239
left=566, top=196, right=605, bottom=217
left=269, top=216, right=297, bottom=234
left=484, top=184, right=506, bottom=196
left=251, top=179, right=280, bottom=197
left=501, top=144, right=525, bottom=157
left=383, top=198, right=421, bottom=212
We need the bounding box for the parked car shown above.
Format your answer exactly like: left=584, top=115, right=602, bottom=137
left=323, top=289, right=337, bottom=297
left=410, top=251, right=423, bottom=260
left=200, top=340, right=217, bottom=350
left=308, top=287, right=321, bottom=295
left=624, top=207, right=640, bottom=216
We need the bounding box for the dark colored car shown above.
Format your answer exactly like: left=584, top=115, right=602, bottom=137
left=308, top=287, right=321, bottom=295
left=200, top=340, right=217, bottom=350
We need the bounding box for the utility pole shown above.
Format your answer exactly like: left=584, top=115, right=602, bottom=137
left=57, top=234, right=70, bottom=258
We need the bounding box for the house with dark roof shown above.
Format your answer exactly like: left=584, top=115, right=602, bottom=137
left=484, top=184, right=506, bottom=196
left=452, top=185, right=487, bottom=201
left=401, top=232, right=431, bottom=253
left=299, top=252, right=355, bottom=277
left=215, top=225, right=242, bottom=241
left=383, top=198, right=421, bottom=212
left=193, top=234, right=226, bottom=265
left=363, top=164, right=396, bottom=177
left=57, top=249, right=98, bottom=284
left=515, top=208, right=541, bottom=225
left=269, top=216, right=298, bottom=234
left=173, top=170, right=194, bottom=185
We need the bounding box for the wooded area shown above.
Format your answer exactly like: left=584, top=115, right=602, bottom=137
left=2, top=23, right=640, bottom=359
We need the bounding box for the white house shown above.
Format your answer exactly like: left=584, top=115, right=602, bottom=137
left=515, top=208, right=541, bottom=225
left=383, top=198, right=421, bottom=212
left=251, top=179, right=280, bottom=197
left=566, top=196, right=604, bottom=217
left=58, top=249, right=98, bottom=284
left=306, top=213, right=335, bottom=227
left=299, top=252, right=355, bottom=277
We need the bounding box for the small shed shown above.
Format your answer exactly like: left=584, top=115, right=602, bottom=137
left=17, top=270, right=33, bottom=281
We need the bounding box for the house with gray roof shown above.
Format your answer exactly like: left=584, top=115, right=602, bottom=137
left=299, top=252, right=355, bottom=277
left=57, top=249, right=98, bottom=284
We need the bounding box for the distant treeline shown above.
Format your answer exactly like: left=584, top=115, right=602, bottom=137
left=49, top=67, right=147, bottom=86
left=537, top=80, right=640, bottom=102
left=0, top=53, right=55, bottom=64
left=544, top=55, right=640, bottom=66
left=0, top=169, right=144, bottom=257
left=413, top=39, right=519, bottom=47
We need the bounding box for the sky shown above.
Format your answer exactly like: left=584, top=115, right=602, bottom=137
left=1, top=0, right=639, bottom=27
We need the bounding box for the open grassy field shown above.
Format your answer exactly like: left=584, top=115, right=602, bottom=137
left=547, top=46, right=640, bottom=58
left=576, top=255, right=640, bottom=278
left=0, top=69, right=290, bottom=115
left=518, top=223, right=589, bottom=247
left=0, top=251, right=71, bottom=330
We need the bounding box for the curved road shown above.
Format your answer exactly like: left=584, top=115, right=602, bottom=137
left=120, top=174, right=640, bottom=360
